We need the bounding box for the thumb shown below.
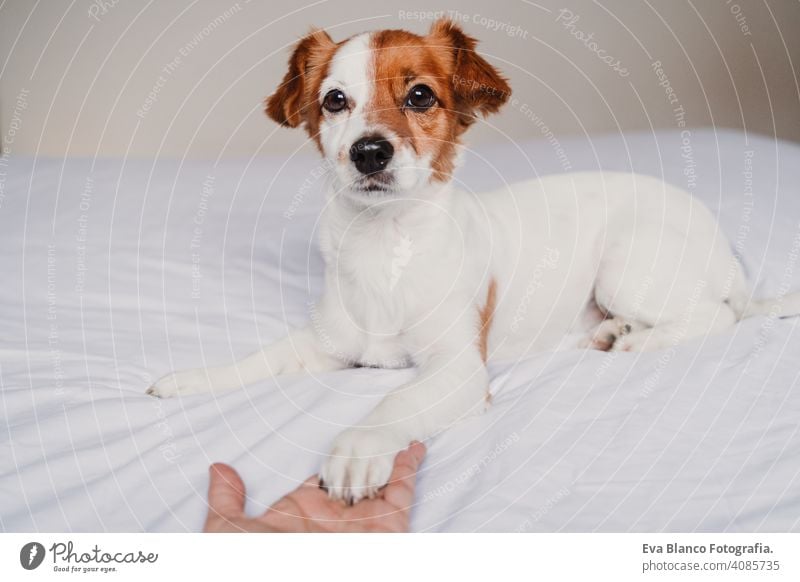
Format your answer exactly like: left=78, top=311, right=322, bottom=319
left=204, top=463, right=246, bottom=526
left=382, top=441, right=427, bottom=509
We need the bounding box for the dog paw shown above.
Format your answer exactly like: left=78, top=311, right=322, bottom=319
left=582, top=317, right=640, bottom=351
left=146, top=369, right=215, bottom=398
left=611, top=329, right=668, bottom=352
left=320, top=427, right=407, bottom=504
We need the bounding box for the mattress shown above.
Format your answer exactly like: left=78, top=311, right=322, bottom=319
left=1, top=129, right=799, bottom=532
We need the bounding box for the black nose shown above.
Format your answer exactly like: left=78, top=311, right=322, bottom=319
left=349, top=136, right=394, bottom=175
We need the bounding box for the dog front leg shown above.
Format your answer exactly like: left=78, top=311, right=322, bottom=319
left=147, top=325, right=349, bottom=397
left=321, top=347, right=489, bottom=502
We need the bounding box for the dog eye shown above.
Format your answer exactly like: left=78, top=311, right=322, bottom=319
left=322, top=89, right=347, bottom=113
left=405, top=85, right=436, bottom=111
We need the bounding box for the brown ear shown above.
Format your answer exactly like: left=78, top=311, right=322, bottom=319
left=266, top=28, right=335, bottom=128
left=429, top=19, right=511, bottom=129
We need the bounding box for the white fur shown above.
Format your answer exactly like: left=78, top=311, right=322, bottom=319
left=318, top=33, right=372, bottom=192
left=149, top=37, right=800, bottom=504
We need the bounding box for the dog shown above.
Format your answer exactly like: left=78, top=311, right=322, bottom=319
left=147, top=20, right=800, bottom=503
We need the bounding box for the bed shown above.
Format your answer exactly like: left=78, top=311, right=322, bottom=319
left=2, top=128, right=799, bottom=532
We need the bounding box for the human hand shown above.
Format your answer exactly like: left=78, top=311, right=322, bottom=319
left=203, top=441, right=426, bottom=533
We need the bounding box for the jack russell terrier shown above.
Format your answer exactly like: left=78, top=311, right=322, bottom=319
left=148, top=20, right=800, bottom=503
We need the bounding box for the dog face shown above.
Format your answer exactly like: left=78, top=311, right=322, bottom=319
left=266, top=20, right=510, bottom=200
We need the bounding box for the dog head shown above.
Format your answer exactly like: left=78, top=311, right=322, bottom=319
left=266, top=20, right=510, bottom=201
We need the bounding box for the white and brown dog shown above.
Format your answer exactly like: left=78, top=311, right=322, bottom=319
left=148, top=20, right=800, bottom=502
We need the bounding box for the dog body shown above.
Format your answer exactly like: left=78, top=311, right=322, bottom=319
left=148, top=21, right=795, bottom=503
left=316, top=170, right=744, bottom=364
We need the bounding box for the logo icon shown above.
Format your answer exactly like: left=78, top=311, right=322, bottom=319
left=20, top=542, right=46, bottom=570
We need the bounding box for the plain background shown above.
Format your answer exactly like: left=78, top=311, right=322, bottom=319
left=0, top=0, right=798, bottom=159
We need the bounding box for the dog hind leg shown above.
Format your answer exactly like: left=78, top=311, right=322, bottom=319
left=610, top=301, right=736, bottom=351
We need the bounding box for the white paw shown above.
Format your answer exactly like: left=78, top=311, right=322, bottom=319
left=612, top=329, right=669, bottom=352
left=146, top=369, right=215, bottom=398
left=582, top=317, right=647, bottom=351
left=320, top=427, right=407, bottom=504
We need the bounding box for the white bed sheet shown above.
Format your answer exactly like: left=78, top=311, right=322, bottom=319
left=1, top=129, right=799, bottom=532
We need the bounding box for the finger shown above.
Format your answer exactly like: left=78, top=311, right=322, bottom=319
left=302, top=474, right=320, bottom=488
left=382, top=441, right=426, bottom=508
left=300, top=474, right=328, bottom=495
left=205, top=463, right=246, bottom=523
left=408, top=441, right=426, bottom=464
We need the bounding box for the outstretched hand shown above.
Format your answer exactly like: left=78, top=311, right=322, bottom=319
left=203, top=442, right=426, bottom=533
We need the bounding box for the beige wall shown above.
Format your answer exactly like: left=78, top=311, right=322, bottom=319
left=1, top=0, right=798, bottom=158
